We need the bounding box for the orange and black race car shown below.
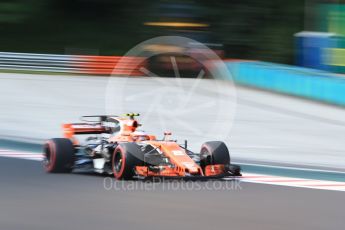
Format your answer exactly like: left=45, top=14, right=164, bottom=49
left=43, top=113, right=241, bottom=180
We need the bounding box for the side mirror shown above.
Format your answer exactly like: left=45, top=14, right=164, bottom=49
left=163, top=131, right=172, bottom=141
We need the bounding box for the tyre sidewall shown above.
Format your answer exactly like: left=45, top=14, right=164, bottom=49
left=44, top=138, right=75, bottom=173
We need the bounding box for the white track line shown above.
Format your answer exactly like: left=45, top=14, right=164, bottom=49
left=0, top=149, right=344, bottom=191
left=233, top=161, right=345, bottom=174
left=239, top=173, right=345, bottom=192
left=0, top=150, right=43, bottom=161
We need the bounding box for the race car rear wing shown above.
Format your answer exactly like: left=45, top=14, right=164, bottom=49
left=62, top=114, right=138, bottom=139
left=62, top=115, right=117, bottom=138
left=62, top=123, right=107, bottom=138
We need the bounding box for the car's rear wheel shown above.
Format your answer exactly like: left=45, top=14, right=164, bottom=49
left=199, top=141, right=230, bottom=173
left=43, top=138, right=75, bottom=173
left=112, top=143, right=144, bottom=180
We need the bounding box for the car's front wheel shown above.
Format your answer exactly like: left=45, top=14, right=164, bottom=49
left=199, top=141, right=230, bottom=173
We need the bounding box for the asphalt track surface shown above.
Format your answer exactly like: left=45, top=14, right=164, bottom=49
left=0, top=157, right=344, bottom=230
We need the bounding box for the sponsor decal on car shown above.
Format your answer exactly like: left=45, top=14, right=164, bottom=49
left=172, top=150, right=184, bottom=156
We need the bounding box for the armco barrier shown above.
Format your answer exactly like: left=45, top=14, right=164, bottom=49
left=226, top=61, right=345, bottom=107
left=0, top=52, right=146, bottom=75
left=2, top=51, right=345, bottom=107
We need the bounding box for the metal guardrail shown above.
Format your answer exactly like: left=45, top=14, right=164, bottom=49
left=0, top=52, right=146, bottom=75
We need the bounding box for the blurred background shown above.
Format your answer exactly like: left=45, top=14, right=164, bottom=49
left=2, top=0, right=345, bottom=71
left=0, top=0, right=305, bottom=63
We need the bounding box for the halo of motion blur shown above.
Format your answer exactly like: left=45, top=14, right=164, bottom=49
left=105, top=36, right=237, bottom=148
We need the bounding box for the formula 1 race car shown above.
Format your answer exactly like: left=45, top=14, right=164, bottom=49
left=43, top=113, right=241, bottom=180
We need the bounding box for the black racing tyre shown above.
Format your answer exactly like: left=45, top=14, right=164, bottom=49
left=200, top=141, right=230, bottom=172
left=43, top=138, right=75, bottom=173
left=112, top=143, right=144, bottom=180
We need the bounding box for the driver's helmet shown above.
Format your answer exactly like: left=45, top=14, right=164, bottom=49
left=131, top=131, right=149, bottom=141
